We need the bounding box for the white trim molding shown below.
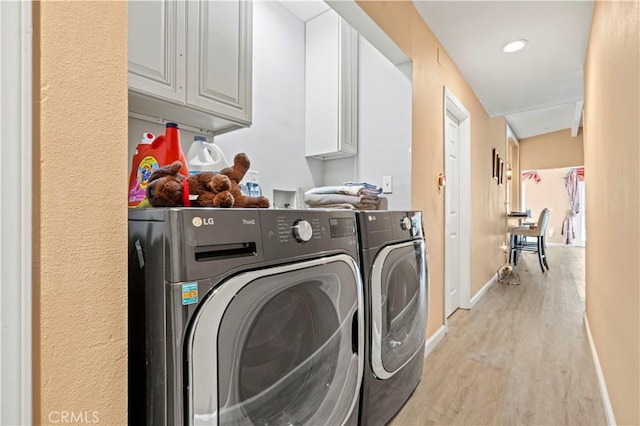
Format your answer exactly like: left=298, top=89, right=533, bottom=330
left=443, top=87, right=472, bottom=319
left=326, top=0, right=409, bottom=67
left=584, top=314, right=617, bottom=425
left=571, top=100, right=584, bottom=137
left=470, top=273, right=497, bottom=307
left=0, top=2, right=33, bottom=424
left=424, top=325, right=446, bottom=359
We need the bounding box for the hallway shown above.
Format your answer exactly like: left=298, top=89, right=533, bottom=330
left=391, top=246, right=606, bottom=425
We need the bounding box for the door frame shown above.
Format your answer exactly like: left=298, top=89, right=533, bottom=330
left=0, top=1, right=33, bottom=424
left=443, top=87, right=471, bottom=325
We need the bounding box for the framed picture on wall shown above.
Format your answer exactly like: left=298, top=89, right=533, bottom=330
left=492, top=149, right=498, bottom=179
left=498, top=158, right=504, bottom=186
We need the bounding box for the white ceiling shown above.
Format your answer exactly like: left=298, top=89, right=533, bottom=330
left=277, top=0, right=594, bottom=139
left=413, top=1, right=594, bottom=139
left=277, top=0, right=329, bottom=22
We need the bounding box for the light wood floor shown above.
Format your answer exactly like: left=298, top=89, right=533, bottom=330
left=390, top=246, right=606, bottom=425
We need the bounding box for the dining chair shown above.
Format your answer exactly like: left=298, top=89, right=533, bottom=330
left=510, top=208, right=551, bottom=273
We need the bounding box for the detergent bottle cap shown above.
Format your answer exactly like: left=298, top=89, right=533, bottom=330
left=194, top=135, right=207, bottom=142
left=166, top=122, right=179, bottom=129
left=141, top=132, right=155, bottom=144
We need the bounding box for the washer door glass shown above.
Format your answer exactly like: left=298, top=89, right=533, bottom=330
left=188, top=255, right=363, bottom=426
left=372, top=240, right=427, bottom=377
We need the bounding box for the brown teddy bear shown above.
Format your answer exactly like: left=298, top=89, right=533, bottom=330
left=145, top=153, right=271, bottom=209
left=219, top=153, right=270, bottom=208
left=146, top=161, right=235, bottom=208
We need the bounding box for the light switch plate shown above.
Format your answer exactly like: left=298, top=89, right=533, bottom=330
left=382, top=175, right=393, bottom=194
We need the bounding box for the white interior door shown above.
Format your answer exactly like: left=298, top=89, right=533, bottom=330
left=444, top=111, right=460, bottom=317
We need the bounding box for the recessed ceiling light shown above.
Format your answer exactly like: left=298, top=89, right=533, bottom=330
left=503, top=39, right=528, bottom=53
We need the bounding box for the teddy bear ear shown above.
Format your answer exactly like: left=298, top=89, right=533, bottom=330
left=148, top=161, right=183, bottom=183
left=220, top=153, right=250, bottom=184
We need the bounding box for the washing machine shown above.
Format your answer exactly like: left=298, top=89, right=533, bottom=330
left=128, top=208, right=364, bottom=425
left=355, top=211, right=428, bottom=426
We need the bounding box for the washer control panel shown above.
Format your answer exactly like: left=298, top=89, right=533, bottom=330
left=329, top=217, right=355, bottom=238
left=261, top=210, right=358, bottom=258
left=276, top=216, right=321, bottom=243
left=293, top=220, right=313, bottom=242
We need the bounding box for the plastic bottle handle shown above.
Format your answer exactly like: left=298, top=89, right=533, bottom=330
left=202, top=142, right=228, bottom=165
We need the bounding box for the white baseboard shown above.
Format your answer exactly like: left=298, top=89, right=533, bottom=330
left=584, top=313, right=617, bottom=425
left=470, top=273, right=497, bottom=307
left=424, top=325, right=446, bottom=358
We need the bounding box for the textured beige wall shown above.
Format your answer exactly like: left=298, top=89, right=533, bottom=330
left=358, top=1, right=507, bottom=336
left=33, top=2, right=128, bottom=424
left=520, top=128, right=584, bottom=171
left=584, top=1, right=640, bottom=424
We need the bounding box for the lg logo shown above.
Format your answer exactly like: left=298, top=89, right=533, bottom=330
left=192, top=217, right=214, bottom=227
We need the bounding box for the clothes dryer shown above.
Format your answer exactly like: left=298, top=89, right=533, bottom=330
left=355, top=211, right=428, bottom=426
left=128, top=208, right=364, bottom=425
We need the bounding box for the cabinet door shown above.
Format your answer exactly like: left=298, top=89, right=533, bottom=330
left=305, top=10, right=340, bottom=158
left=128, top=0, right=186, bottom=103
left=186, top=0, right=252, bottom=125
left=338, top=20, right=358, bottom=157
left=305, top=10, right=358, bottom=159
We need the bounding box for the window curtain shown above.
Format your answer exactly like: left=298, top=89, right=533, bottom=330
left=562, top=168, right=579, bottom=244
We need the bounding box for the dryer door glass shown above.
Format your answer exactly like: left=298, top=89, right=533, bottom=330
left=188, top=255, right=363, bottom=426
left=372, top=240, right=427, bottom=376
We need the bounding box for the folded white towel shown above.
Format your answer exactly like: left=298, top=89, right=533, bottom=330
left=305, top=185, right=364, bottom=196
left=304, top=193, right=380, bottom=210
left=308, top=203, right=355, bottom=210
left=343, top=181, right=383, bottom=194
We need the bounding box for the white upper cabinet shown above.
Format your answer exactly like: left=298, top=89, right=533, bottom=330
left=186, top=1, right=252, bottom=124
left=128, top=0, right=186, bottom=103
left=305, top=9, right=358, bottom=159
left=128, top=0, right=252, bottom=134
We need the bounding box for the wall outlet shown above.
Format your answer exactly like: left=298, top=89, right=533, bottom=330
left=244, top=170, right=260, bottom=185
left=382, top=175, right=393, bottom=194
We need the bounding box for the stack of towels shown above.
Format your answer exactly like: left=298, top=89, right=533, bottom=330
left=304, top=182, right=383, bottom=210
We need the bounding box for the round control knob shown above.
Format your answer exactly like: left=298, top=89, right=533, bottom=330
left=293, top=220, right=313, bottom=242
left=401, top=216, right=412, bottom=231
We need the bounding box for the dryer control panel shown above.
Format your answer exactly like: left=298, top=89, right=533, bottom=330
left=355, top=211, right=424, bottom=249
left=390, top=211, right=424, bottom=240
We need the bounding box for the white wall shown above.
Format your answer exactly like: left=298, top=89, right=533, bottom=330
left=322, top=36, right=412, bottom=210
left=128, top=4, right=412, bottom=211
left=357, top=36, right=412, bottom=210
left=213, top=1, right=323, bottom=207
